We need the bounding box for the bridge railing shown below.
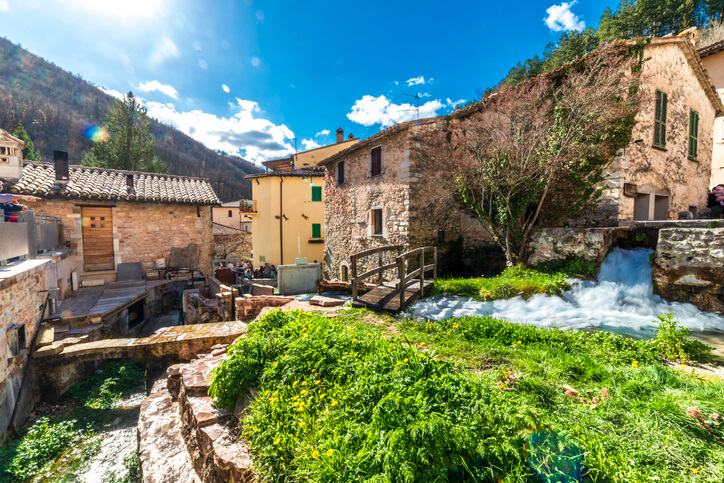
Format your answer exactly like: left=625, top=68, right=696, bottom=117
left=396, top=246, right=437, bottom=309
left=350, top=245, right=403, bottom=302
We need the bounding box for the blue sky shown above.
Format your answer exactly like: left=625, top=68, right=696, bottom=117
left=0, top=0, right=616, bottom=163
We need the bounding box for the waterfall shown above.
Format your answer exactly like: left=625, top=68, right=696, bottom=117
left=407, top=248, right=724, bottom=339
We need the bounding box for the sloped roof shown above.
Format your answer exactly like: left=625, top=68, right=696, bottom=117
left=0, top=128, right=26, bottom=148
left=4, top=162, right=220, bottom=205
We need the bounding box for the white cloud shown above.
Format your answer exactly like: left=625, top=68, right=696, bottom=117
left=315, top=129, right=330, bottom=137
left=148, top=36, right=180, bottom=68
left=406, top=76, right=433, bottom=86
left=145, top=97, right=295, bottom=163
left=544, top=1, right=585, bottom=32
left=346, top=94, right=446, bottom=127
left=0, top=0, right=10, bottom=12
left=137, top=80, right=178, bottom=99
left=301, top=139, right=321, bottom=150
left=100, top=86, right=125, bottom=100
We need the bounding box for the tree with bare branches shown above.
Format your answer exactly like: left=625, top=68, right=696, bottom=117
left=416, top=45, right=643, bottom=266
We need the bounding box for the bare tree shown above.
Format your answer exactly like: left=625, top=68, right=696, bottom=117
left=416, top=44, right=643, bottom=266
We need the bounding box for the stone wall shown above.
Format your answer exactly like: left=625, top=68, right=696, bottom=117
left=527, top=227, right=629, bottom=266
left=653, top=228, right=724, bottom=313
left=0, top=259, right=54, bottom=442
left=32, top=199, right=213, bottom=276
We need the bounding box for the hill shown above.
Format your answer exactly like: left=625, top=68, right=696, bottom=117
left=0, top=37, right=263, bottom=201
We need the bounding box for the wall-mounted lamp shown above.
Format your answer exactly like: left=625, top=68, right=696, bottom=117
left=255, top=179, right=260, bottom=184
left=301, top=213, right=308, bottom=219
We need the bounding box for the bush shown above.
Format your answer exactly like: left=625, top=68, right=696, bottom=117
left=62, top=359, right=145, bottom=409
left=707, top=220, right=723, bottom=228
left=653, top=313, right=713, bottom=362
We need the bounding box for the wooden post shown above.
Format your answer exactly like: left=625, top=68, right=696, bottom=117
left=377, top=250, right=383, bottom=285
left=351, top=258, right=358, bottom=302
left=398, top=255, right=405, bottom=309
left=419, top=248, right=425, bottom=297
left=433, top=246, right=438, bottom=281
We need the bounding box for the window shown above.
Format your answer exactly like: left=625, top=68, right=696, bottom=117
left=653, top=90, right=667, bottom=148
left=371, top=208, right=383, bottom=235
left=337, top=161, right=345, bottom=184
left=312, top=185, right=322, bottom=202
left=228, top=209, right=233, bottom=217
left=312, top=223, right=321, bottom=239
left=371, top=146, right=382, bottom=176
left=689, top=109, right=699, bottom=160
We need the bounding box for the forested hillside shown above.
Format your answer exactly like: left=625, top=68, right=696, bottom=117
left=489, top=0, right=724, bottom=94
left=0, top=37, right=263, bottom=201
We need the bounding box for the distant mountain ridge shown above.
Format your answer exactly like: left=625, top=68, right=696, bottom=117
left=0, top=37, right=263, bottom=201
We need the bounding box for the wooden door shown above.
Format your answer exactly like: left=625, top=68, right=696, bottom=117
left=81, top=207, right=115, bottom=271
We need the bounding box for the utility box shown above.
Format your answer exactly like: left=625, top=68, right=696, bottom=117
left=278, top=263, right=321, bottom=295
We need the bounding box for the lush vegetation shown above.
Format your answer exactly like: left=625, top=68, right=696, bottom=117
left=492, top=0, right=724, bottom=92
left=432, top=259, right=598, bottom=301
left=209, top=309, right=722, bottom=482
left=0, top=359, right=145, bottom=482
left=0, top=37, right=262, bottom=200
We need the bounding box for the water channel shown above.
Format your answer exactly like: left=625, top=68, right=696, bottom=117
left=407, top=248, right=724, bottom=345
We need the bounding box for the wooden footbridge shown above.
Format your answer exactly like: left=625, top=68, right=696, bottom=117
left=350, top=245, right=437, bottom=313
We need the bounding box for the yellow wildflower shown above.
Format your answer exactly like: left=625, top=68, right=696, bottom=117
left=403, top=358, right=409, bottom=363
left=632, top=360, right=639, bottom=368
left=452, top=323, right=459, bottom=328
left=297, top=405, right=304, bottom=412
left=315, top=380, right=321, bottom=385
left=301, top=389, right=308, bottom=395
left=312, top=450, right=319, bottom=459
left=273, top=362, right=278, bottom=368
left=302, top=381, right=307, bottom=386
left=419, top=342, right=426, bottom=346
left=352, top=338, right=358, bottom=343
left=320, top=393, right=326, bottom=399
left=299, top=421, right=306, bottom=427
left=274, top=438, right=280, bottom=445
left=692, top=468, right=698, bottom=473
left=270, top=397, right=277, bottom=403
left=311, top=369, right=316, bottom=373
left=331, top=399, right=338, bottom=407
left=326, top=449, right=334, bottom=457
left=293, top=381, right=298, bottom=387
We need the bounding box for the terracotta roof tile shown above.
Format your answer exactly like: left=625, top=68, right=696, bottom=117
left=5, top=162, right=220, bottom=205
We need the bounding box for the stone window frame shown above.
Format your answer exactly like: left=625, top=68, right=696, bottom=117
left=6, top=323, right=26, bottom=358
left=653, top=90, right=667, bottom=149
left=688, top=108, right=699, bottom=161
left=369, top=206, right=385, bottom=237
left=370, top=146, right=382, bottom=177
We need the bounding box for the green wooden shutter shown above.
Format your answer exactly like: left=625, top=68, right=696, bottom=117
left=312, top=223, right=321, bottom=239
left=311, top=186, right=322, bottom=201
left=689, top=109, right=699, bottom=160
left=661, top=92, right=667, bottom=147
left=654, top=91, right=667, bottom=147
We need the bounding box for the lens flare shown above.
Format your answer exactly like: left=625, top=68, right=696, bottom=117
left=83, top=125, right=110, bottom=143
left=251, top=56, right=260, bottom=67
left=222, top=84, right=230, bottom=93
left=192, top=40, right=203, bottom=52
left=199, top=59, right=208, bottom=70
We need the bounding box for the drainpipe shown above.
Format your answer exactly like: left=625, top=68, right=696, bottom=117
left=279, top=177, right=284, bottom=265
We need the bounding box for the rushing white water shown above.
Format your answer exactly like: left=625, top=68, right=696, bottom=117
left=407, top=248, right=724, bottom=339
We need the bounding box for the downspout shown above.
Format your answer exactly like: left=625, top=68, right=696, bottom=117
left=279, top=177, right=284, bottom=265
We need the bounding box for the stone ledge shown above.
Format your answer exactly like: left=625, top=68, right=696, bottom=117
left=0, top=258, right=52, bottom=291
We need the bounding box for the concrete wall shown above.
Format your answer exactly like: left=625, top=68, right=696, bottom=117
left=593, top=42, right=718, bottom=225
left=700, top=48, right=724, bottom=188
left=250, top=174, right=325, bottom=268
left=31, top=199, right=213, bottom=278
left=653, top=227, right=724, bottom=312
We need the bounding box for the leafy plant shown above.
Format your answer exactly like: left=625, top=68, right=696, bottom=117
left=652, top=313, right=713, bottom=363
left=707, top=221, right=723, bottom=229
left=62, top=359, right=145, bottom=409
left=3, top=418, right=84, bottom=480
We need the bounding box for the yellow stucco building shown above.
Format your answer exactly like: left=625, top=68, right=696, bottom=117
left=246, top=128, right=358, bottom=268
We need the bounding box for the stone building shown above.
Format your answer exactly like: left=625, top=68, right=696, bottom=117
left=2, top=155, right=219, bottom=284
left=320, top=34, right=723, bottom=279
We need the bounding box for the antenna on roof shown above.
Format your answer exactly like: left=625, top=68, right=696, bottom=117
left=402, top=93, right=420, bottom=120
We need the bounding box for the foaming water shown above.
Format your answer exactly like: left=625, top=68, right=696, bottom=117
left=407, top=248, right=724, bottom=339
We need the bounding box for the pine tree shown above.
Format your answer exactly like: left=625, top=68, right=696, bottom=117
left=82, top=91, right=165, bottom=173
left=13, top=123, right=42, bottom=161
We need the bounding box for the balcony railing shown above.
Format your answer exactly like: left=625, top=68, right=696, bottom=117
left=240, top=200, right=257, bottom=213
left=0, top=210, right=63, bottom=265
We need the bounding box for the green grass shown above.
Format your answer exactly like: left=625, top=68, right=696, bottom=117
left=210, top=309, right=724, bottom=482
left=432, top=261, right=597, bottom=301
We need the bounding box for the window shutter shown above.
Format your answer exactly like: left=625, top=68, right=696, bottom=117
left=661, top=92, right=667, bottom=147
left=312, top=223, right=321, bottom=239
left=337, top=161, right=345, bottom=184
left=371, top=147, right=381, bottom=176
left=312, top=186, right=322, bottom=201
left=654, top=91, right=661, bottom=147
left=689, top=109, right=699, bottom=159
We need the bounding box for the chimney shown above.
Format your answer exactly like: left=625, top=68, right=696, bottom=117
left=336, top=127, right=344, bottom=143
left=348, top=133, right=354, bottom=140
left=53, top=151, right=69, bottom=183
left=126, top=173, right=134, bottom=191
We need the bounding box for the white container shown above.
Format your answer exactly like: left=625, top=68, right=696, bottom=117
left=295, top=257, right=308, bottom=265
left=154, top=257, right=166, bottom=269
